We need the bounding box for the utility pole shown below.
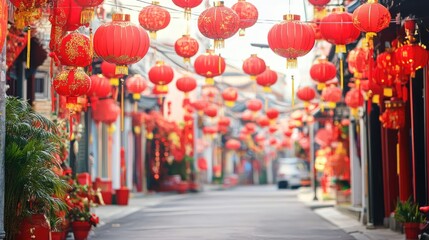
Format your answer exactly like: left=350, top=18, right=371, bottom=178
left=0, top=42, right=7, bottom=239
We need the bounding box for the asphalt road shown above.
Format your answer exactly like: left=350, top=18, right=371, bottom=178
left=91, top=185, right=355, bottom=240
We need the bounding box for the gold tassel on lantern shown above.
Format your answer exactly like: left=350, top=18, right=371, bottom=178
left=287, top=58, right=297, bottom=69
left=26, top=26, right=31, bottom=69
left=116, top=65, right=128, bottom=75
left=81, top=8, right=95, bottom=25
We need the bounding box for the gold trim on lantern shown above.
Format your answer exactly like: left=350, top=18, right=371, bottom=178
left=206, top=77, right=214, bottom=85
left=336, top=44, right=346, bottom=53
left=146, top=132, right=154, bottom=139
left=327, top=102, right=336, bottom=109
left=286, top=58, right=297, bottom=69
left=149, top=31, right=157, bottom=39
left=214, top=1, right=224, bottom=7
left=383, top=88, right=393, bottom=97
left=283, top=14, right=300, bottom=21
left=132, top=93, right=141, bottom=100
left=225, top=101, right=235, bottom=107
left=115, top=65, right=128, bottom=75
left=184, top=7, right=191, bottom=20
left=263, top=86, right=272, bottom=93
left=317, top=83, right=326, bottom=90
left=372, top=94, right=380, bottom=104
left=112, top=13, right=130, bottom=22
left=214, top=39, right=225, bottom=49
left=110, top=78, right=119, bottom=86
left=250, top=75, right=256, bottom=81
left=239, top=28, right=245, bottom=37
left=80, top=8, right=95, bottom=24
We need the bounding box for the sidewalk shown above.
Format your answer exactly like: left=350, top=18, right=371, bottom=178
left=297, top=187, right=404, bottom=240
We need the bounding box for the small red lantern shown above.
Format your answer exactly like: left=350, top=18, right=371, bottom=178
left=308, top=0, right=330, bottom=6
left=58, top=32, right=92, bottom=67
left=174, top=34, right=199, bottom=63
left=204, top=105, right=218, bottom=118
left=225, top=139, right=241, bottom=150
left=321, top=86, right=342, bottom=108
left=241, top=111, right=253, bottom=121
left=352, top=0, right=391, bottom=40
left=53, top=68, right=91, bottom=101
left=194, top=49, right=226, bottom=85
left=246, top=99, right=263, bottom=113
left=222, top=87, right=238, bottom=107
left=266, top=108, right=279, bottom=121
left=92, top=98, right=120, bottom=125
left=310, top=59, right=337, bottom=90
left=172, top=0, right=203, bottom=20
left=100, top=61, right=125, bottom=86
left=94, top=13, right=150, bottom=75
left=256, top=67, right=277, bottom=92
left=231, top=0, right=258, bottom=36
left=197, top=1, right=240, bottom=48
left=256, top=116, right=270, bottom=128
left=245, top=122, right=257, bottom=133
left=296, top=86, right=316, bottom=107
left=126, top=74, right=147, bottom=100
left=74, top=0, right=104, bottom=24
left=192, top=100, right=209, bottom=115
left=138, top=1, right=171, bottom=39
left=87, top=74, right=111, bottom=99
left=320, top=7, right=360, bottom=53
left=176, top=75, right=197, bottom=98
left=243, top=54, right=266, bottom=80
left=269, top=125, right=278, bottom=134
left=10, top=0, right=45, bottom=29
left=345, top=88, right=364, bottom=116
left=395, top=44, right=428, bottom=78
left=218, top=116, right=231, bottom=128
left=268, top=14, right=315, bottom=68
left=148, top=60, right=174, bottom=91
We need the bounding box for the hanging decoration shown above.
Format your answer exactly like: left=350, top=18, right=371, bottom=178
left=138, top=1, right=171, bottom=39
left=352, top=0, right=391, bottom=42
left=176, top=75, right=197, bottom=106
left=148, top=60, right=175, bottom=92
left=379, top=100, right=405, bottom=129
left=231, top=0, right=258, bottom=36
left=321, top=86, right=342, bottom=108
left=194, top=49, right=226, bottom=85
left=345, top=88, right=364, bottom=117
left=268, top=14, right=315, bottom=106
left=197, top=1, right=240, bottom=48
left=308, top=0, right=330, bottom=18
left=309, top=58, right=336, bottom=90
left=91, top=98, right=120, bottom=131
left=57, top=32, right=92, bottom=67
left=246, top=99, right=263, bottom=114
left=87, top=74, right=111, bottom=108
left=296, top=86, right=316, bottom=108
left=74, top=0, right=104, bottom=24
left=256, top=66, right=277, bottom=92
left=222, top=87, right=238, bottom=107
left=395, top=43, right=428, bottom=78
left=126, top=74, right=147, bottom=102
left=204, top=105, right=218, bottom=118
left=266, top=108, right=279, bottom=124
left=93, top=13, right=150, bottom=75
left=256, top=115, right=270, bottom=128
left=225, top=139, right=241, bottom=150
left=174, top=34, right=199, bottom=63
left=243, top=54, right=266, bottom=80
left=172, top=0, right=203, bottom=20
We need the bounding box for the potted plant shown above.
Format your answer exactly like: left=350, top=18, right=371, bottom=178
left=394, top=197, right=426, bottom=240
left=4, top=97, right=69, bottom=240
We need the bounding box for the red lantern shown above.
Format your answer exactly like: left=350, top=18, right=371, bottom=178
left=268, top=14, right=315, bottom=68
left=245, top=122, right=257, bottom=134
left=269, top=125, right=278, bottom=134
left=320, top=7, right=360, bottom=53
left=138, top=2, right=171, bottom=39
left=126, top=75, right=147, bottom=100
left=222, top=87, right=238, bottom=107
left=197, top=1, right=240, bottom=48
left=256, top=67, right=277, bottom=92
left=352, top=0, right=391, bottom=39
left=204, top=105, right=218, bottom=118
left=172, top=0, right=203, bottom=20
left=243, top=54, right=266, bottom=80
left=218, top=116, right=231, bottom=128
left=92, top=98, right=120, bottom=125
left=347, top=44, right=371, bottom=79
left=266, top=108, right=279, bottom=121
left=310, top=59, right=336, bottom=90
left=174, top=34, right=199, bottom=63
left=65, top=0, right=88, bottom=31
left=192, top=100, right=209, bottom=114
left=311, top=19, right=323, bottom=41
left=345, top=88, right=364, bottom=116
left=231, top=0, right=258, bottom=36
left=53, top=68, right=91, bottom=100
left=93, top=13, right=150, bottom=75
left=395, top=44, right=429, bottom=78
left=176, top=76, right=197, bottom=95
left=226, top=139, right=241, bottom=150
left=246, top=99, right=263, bottom=112
left=256, top=116, right=270, bottom=128
left=10, top=0, right=45, bottom=29
left=58, top=32, right=92, bottom=67
left=148, top=61, right=174, bottom=91
left=74, top=0, right=104, bottom=24
left=321, top=86, right=342, bottom=108
left=87, top=74, right=111, bottom=99
left=241, top=111, right=253, bottom=121
left=0, top=0, right=7, bottom=53
left=194, top=49, right=226, bottom=85
left=296, top=86, right=316, bottom=106
left=308, top=0, right=330, bottom=6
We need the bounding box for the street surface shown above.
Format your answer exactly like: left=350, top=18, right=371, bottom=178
left=91, top=185, right=354, bottom=240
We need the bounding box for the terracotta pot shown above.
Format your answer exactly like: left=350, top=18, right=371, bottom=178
left=72, top=221, right=92, bottom=240
left=404, top=222, right=420, bottom=240
left=16, top=214, right=51, bottom=240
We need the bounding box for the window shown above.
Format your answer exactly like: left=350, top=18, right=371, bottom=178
left=34, top=71, right=50, bottom=100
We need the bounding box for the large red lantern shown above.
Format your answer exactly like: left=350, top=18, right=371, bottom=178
left=296, top=86, right=316, bottom=106
left=176, top=75, right=197, bottom=96
left=256, top=67, right=277, bottom=92
left=194, top=49, right=226, bottom=85
left=148, top=61, right=174, bottom=91
left=126, top=74, right=147, bottom=100
left=138, top=2, right=171, bottom=39
left=53, top=68, right=91, bottom=100
left=345, top=88, right=364, bottom=116
left=197, top=1, right=240, bottom=48
left=320, top=7, right=360, bottom=53
left=172, top=0, right=203, bottom=20
left=58, top=32, right=92, bottom=67
left=87, top=74, right=111, bottom=99
left=225, top=139, right=241, bottom=150
left=222, top=87, right=238, bottom=107
left=243, top=54, right=266, bottom=80
left=0, top=0, right=7, bottom=53
left=268, top=14, right=315, bottom=69
left=310, top=59, right=337, bottom=90
left=74, top=0, right=104, bottom=24
left=231, top=0, right=258, bottom=36
left=246, top=99, right=263, bottom=113
left=93, top=13, right=150, bottom=75
left=395, top=44, right=428, bottom=78
left=174, top=34, right=199, bottom=63
left=352, top=0, right=391, bottom=40
left=92, top=98, right=120, bottom=125
left=321, top=86, right=342, bottom=108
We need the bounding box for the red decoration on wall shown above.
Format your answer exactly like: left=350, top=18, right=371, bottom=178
left=126, top=74, right=147, bottom=100
left=194, top=49, right=226, bottom=85
left=268, top=14, right=315, bottom=68
left=243, top=54, right=266, bottom=80
left=138, top=2, right=171, bottom=39
left=222, top=87, right=238, bottom=107
left=310, top=58, right=336, bottom=90
left=58, top=32, right=92, bottom=67
left=172, top=0, right=203, bottom=20
left=174, top=34, right=199, bottom=63
left=197, top=1, right=240, bottom=48
left=231, top=0, right=258, bottom=36
left=93, top=13, right=150, bottom=75
left=256, top=67, right=277, bottom=92
left=352, top=0, right=391, bottom=40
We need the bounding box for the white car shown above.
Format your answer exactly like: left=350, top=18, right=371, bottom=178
left=276, top=158, right=310, bottom=189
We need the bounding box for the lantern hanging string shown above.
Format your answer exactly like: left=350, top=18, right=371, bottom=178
left=26, top=26, right=31, bottom=69
left=340, top=55, right=344, bottom=90
left=121, top=78, right=124, bottom=132
left=291, top=75, right=295, bottom=107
